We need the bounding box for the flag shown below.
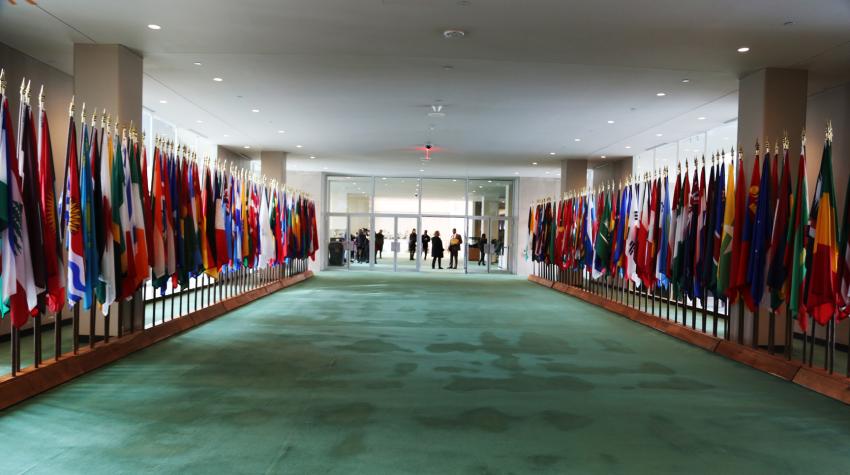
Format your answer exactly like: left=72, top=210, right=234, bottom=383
left=1, top=93, right=38, bottom=325
left=592, top=189, right=611, bottom=279
left=97, top=125, right=116, bottom=315
left=214, top=168, right=228, bottom=267
left=656, top=174, right=671, bottom=288
left=837, top=166, right=850, bottom=319
left=767, top=148, right=792, bottom=311
left=805, top=137, right=839, bottom=325
left=38, top=103, right=65, bottom=312
left=20, top=101, right=47, bottom=313
left=717, top=157, right=735, bottom=297
left=788, top=146, right=809, bottom=328
left=128, top=134, right=149, bottom=289
left=681, top=167, right=699, bottom=298
left=150, top=144, right=166, bottom=282
left=62, top=113, right=85, bottom=306
left=625, top=183, right=641, bottom=284
left=734, top=150, right=760, bottom=309
left=706, top=160, right=724, bottom=295
left=746, top=148, right=772, bottom=311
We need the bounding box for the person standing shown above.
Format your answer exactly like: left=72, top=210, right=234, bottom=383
left=408, top=228, right=417, bottom=260
left=448, top=228, right=462, bottom=269
left=478, top=233, right=487, bottom=266
left=431, top=231, right=444, bottom=269
left=375, top=230, right=385, bottom=260
left=421, top=230, right=431, bottom=259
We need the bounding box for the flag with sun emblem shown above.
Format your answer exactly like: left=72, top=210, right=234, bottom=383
left=63, top=111, right=85, bottom=306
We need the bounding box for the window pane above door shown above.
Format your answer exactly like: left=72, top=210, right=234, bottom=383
left=374, top=177, right=420, bottom=214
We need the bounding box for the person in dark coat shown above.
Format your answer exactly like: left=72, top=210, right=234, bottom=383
left=421, top=230, right=431, bottom=259
left=408, top=228, right=417, bottom=260
left=375, top=230, right=385, bottom=260
left=448, top=228, right=463, bottom=269
left=478, top=233, right=487, bottom=266
left=430, top=230, right=444, bottom=269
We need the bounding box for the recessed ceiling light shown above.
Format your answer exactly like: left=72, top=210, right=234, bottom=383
left=251, top=109, right=260, bottom=113
left=296, top=145, right=303, bottom=148
left=159, top=99, right=168, bottom=104
left=452, top=179, right=457, bottom=182
left=443, top=29, right=466, bottom=39
left=574, top=138, right=581, bottom=142
left=381, top=177, right=387, bottom=180
left=213, top=77, right=223, bottom=82
left=544, top=171, right=550, bottom=175
left=419, top=169, right=425, bottom=172
left=625, top=145, right=632, bottom=149
left=532, top=162, right=538, bottom=166
left=697, top=116, right=706, bottom=120
left=601, top=155, right=607, bottom=159
left=514, top=171, right=519, bottom=175
left=243, top=145, right=251, bottom=149
left=323, top=166, right=328, bottom=170
left=487, top=180, right=492, bottom=183
left=737, top=47, right=750, bottom=53
left=607, top=120, right=615, bottom=124
left=223, top=134, right=230, bottom=138
left=195, top=120, right=203, bottom=124
left=442, top=65, right=454, bottom=71
left=193, top=62, right=202, bottom=66
left=549, top=152, right=556, bottom=156
left=309, top=156, right=316, bottom=159
left=656, top=92, right=666, bottom=97
left=656, top=133, right=663, bottom=137
left=147, top=24, right=161, bottom=30
left=277, top=130, right=285, bottom=134
left=681, top=78, right=690, bottom=83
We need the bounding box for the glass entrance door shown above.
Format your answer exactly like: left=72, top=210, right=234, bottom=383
left=465, top=217, right=511, bottom=274
left=396, top=217, right=419, bottom=272
left=467, top=218, right=489, bottom=273
left=348, top=214, right=372, bottom=270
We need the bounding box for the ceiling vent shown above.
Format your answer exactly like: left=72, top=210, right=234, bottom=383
left=427, top=105, right=446, bottom=118
left=443, top=29, right=466, bottom=39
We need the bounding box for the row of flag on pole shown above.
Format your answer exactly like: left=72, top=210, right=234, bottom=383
left=529, top=126, right=848, bottom=331
left=0, top=71, right=318, bottom=329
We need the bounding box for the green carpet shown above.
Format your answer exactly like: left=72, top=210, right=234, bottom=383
left=2, top=272, right=849, bottom=474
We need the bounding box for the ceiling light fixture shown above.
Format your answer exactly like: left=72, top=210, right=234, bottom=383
left=514, top=171, right=519, bottom=175
left=296, top=145, right=303, bottom=148
left=323, top=166, right=328, bottom=170
left=625, top=145, right=632, bottom=149
left=532, top=162, right=538, bottom=166
left=195, top=120, right=203, bottom=124
left=223, top=134, right=230, bottom=138
left=681, top=78, right=690, bottom=83
left=277, top=130, right=285, bottom=134
left=442, top=29, right=466, bottom=39
left=243, top=145, right=251, bottom=149
left=574, top=138, right=581, bottom=142
left=656, top=92, right=666, bottom=97
left=697, top=116, right=706, bottom=120
left=147, top=24, right=161, bottom=30
left=420, top=169, right=425, bottom=172
left=193, top=62, right=202, bottom=66
left=251, top=108, right=260, bottom=113
left=737, top=46, right=750, bottom=53
left=601, top=155, right=607, bottom=159
left=549, top=152, right=556, bottom=156
left=213, top=77, right=223, bottom=82
left=656, top=133, right=663, bottom=137
left=607, top=120, right=615, bottom=124
left=309, top=156, right=316, bottom=159
left=159, top=100, right=167, bottom=104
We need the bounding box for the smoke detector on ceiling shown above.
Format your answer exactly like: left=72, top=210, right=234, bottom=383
left=443, top=29, right=466, bottom=39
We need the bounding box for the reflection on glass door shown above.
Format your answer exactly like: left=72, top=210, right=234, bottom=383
left=467, top=218, right=488, bottom=273
left=327, top=216, right=349, bottom=269
left=349, top=215, right=372, bottom=270
left=421, top=216, right=466, bottom=273
left=489, top=218, right=511, bottom=273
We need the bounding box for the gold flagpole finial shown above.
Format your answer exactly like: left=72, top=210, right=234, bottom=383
left=801, top=128, right=807, bottom=149
left=754, top=140, right=760, bottom=153
left=68, top=95, right=75, bottom=117
left=19, top=77, right=26, bottom=102
left=24, top=79, right=31, bottom=105
left=91, top=108, right=98, bottom=128
left=0, top=69, right=6, bottom=96
left=826, top=120, right=833, bottom=143
left=80, top=102, right=86, bottom=123
left=38, top=84, right=44, bottom=109
left=100, top=109, right=106, bottom=129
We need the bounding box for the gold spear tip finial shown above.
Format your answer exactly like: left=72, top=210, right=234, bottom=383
left=91, top=108, right=97, bottom=127
left=782, top=133, right=790, bottom=151
left=826, top=120, right=833, bottom=143
left=0, top=68, right=6, bottom=95
left=801, top=128, right=807, bottom=148
left=68, top=95, right=75, bottom=117
left=80, top=102, right=86, bottom=121
left=19, top=77, right=25, bottom=98
left=24, top=79, right=32, bottom=104
left=755, top=140, right=760, bottom=152
left=38, top=84, right=44, bottom=108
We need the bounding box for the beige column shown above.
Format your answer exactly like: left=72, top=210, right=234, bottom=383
left=560, top=159, right=588, bottom=194
left=260, top=150, right=287, bottom=184
left=73, top=44, right=143, bottom=131
left=734, top=67, right=808, bottom=347
left=74, top=44, right=143, bottom=336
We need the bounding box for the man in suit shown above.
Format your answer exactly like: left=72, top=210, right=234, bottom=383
left=448, top=228, right=462, bottom=269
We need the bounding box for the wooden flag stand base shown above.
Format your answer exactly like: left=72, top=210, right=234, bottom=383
left=0, top=271, right=313, bottom=411
left=528, top=275, right=850, bottom=405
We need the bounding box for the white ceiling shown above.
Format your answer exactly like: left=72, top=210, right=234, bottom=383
left=1, top=0, right=849, bottom=178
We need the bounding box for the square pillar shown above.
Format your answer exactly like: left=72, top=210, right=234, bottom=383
left=260, top=151, right=287, bottom=184
left=73, top=44, right=143, bottom=130
left=560, top=159, right=588, bottom=194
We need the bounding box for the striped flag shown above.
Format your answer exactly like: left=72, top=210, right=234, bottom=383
left=805, top=136, right=839, bottom=325
left=62, top=113, right=85, bottom=306
left=788, top=144, right=809, bottom=329
left=767, top=148, right=792, bottom=311
left=746, top=148, right=773, bottom=311
left=716, top=157, right=736, bottom=297
left=38, top=101, right=65, bottom=312
left=656, top=174, right=671, bottom=288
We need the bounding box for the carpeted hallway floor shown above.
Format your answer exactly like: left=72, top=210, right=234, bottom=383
left=2, top=272, right=850, bottom=474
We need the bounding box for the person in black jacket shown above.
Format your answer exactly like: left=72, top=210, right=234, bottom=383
left=448, top=228, right=463, bottom=269
left=408, top=228, right=417, bottom=260
left=430, top=231, right=444, bottom=269
left=421, top=230, right=431, bottom=259
left=375, top=230, right=385, bottom=260
left=478, top=233, right=487, bottom=266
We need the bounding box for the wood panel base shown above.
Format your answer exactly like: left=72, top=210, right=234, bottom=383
left=531, top=275, right=850, bottom=405
left=0, top=271, right=313, bottom=411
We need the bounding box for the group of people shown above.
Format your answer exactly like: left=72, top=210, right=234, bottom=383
left=407, top=228, right=463, bottom=269
left=352, top=228, right=386, bottom=263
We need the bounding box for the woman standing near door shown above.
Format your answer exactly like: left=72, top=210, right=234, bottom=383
left=375, top=230, right=385, bottom=260
left=431, top=231, right=444, bottom=269
left=448, top=228, right=462, bottom=269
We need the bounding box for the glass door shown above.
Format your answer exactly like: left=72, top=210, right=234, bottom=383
left=348, top=214, right=372, bottom=270
left=467, top=218, right=489, bottom=273
left=327, top=215, right=349, bottom=269
left=373, top=216, right=395, bottom=271
left=396, top=216, right=420, bottom=272
left=489, top=218, right=511, bottom=274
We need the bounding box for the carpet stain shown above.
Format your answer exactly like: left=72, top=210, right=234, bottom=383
left=594, top=337, right=636, bottom=354
left=445, top=374, right=594, bottom=392
left=393, top=362, right=418, bottom=377
left=492, top=355, right=522, bottom=371
left=517, top=332, right=577, bottom=355
left=434, top=366, right=479, bottom=374
left=330, top=432, right=367, bottom=458
left=527, top=454, right=560, bottom=468
left=416, top=407, right=514, bottom=433
left=638, top=377, right=715, bottom=391
left=337, top=339, right=412, bottom=353
left=318, top=402, right=376, bottom=426
left=426, top=342, right=481, bottom=353
left=364, top=380, right=404, bottom=389
left=540, top=410, right=593, bottom=431
left=542, top=361, right=675, bottom=376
